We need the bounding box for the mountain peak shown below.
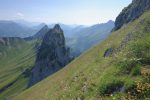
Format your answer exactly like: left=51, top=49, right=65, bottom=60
left=53, top=24, right=63, bottom=32
left=42, top=24, right=49, bottom=29
left=54, top=24, right=60, bottom=28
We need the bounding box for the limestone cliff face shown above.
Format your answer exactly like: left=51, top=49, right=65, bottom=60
left=28, top=24, right=71, bottom=87
left=114, top=0, right=150, bottom=30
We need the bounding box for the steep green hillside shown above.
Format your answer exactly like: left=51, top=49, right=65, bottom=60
left=14, top=10, right=150, bottom=100
left=0, top=39, right=36, bottom=99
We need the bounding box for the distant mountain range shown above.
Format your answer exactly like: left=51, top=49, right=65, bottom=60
left=31, top=20, right=114, bottom=56
left=48, top=23, right=86, bottom=37
left=66, top=20, right=114, bottom=56
left=0, top=20, right=41, bottom=37
left=0, top=20, right=84, bottom=38
left=0, top=19, right=114, bottom=56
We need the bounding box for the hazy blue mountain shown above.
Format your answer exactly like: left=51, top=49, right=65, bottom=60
left=0, top=20, right=39, bottom=37
left=32, top=23, right=47, bottom=30
left=14, top=19, right=42, bottom=28
left=63, top=25, right=86, bottom=37
left=66, top=20, right=114, bottom=56
left=48, top=23, right=86, bottom=37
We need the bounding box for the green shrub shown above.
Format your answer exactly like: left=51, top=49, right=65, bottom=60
left=143, top=19, right=150, bottom=32
left=99, top=80, right=124, bottom=95
left=118, top=59, right=138, bottom=74
left=129, top=35, right=150, bottom=65
left=124, top=82, right=136, bottom=93
left=118, top=35, right=150, bottom=75
left=131, top=66, right=141, bottom=76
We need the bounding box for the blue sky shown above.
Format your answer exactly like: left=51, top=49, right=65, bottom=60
left=0, top=0, right=132, bottom=25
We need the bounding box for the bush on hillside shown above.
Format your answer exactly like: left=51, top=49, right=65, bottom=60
left=131, top=66, right=141, bottom=76
left=128, top=35, right=150, bottom=65
left=118, top=58, right=138, bottom=74
left=99, top=80, right=124, bottom=95
left=117, top=35, right=150, bottom=75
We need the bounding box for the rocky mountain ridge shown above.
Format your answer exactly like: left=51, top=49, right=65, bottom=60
left=114, top=0, right=150, bottom=30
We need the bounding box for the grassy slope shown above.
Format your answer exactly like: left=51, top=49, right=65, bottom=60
left=0, top=40, right=36, bottom=99
left=14, top=10, right=150, bottom=100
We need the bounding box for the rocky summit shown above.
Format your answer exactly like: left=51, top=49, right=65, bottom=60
left=114, top=0, right=150, bottom=30
left=28, top=24, right=71, bottom=87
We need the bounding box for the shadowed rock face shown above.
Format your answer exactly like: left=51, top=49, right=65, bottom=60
left=114, top=0, right=150, bottom=30
left=104, top=48, right=114, bottom=57
left=28, top=24, right=71, bottom=87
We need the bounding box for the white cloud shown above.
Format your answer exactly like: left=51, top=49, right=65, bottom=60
left=14, top=12, right=25, bottom=19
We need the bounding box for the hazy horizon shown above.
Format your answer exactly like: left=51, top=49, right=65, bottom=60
left=0, top=0, right=132, bottom=25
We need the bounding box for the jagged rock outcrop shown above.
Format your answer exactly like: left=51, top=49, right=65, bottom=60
left=105, top=0, right=150, bottom=57
left=28, top=24, right=71, bottom=87
left=114, top=0, right=150, bottom=30
left=104, top=48, right=114, bottom=57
